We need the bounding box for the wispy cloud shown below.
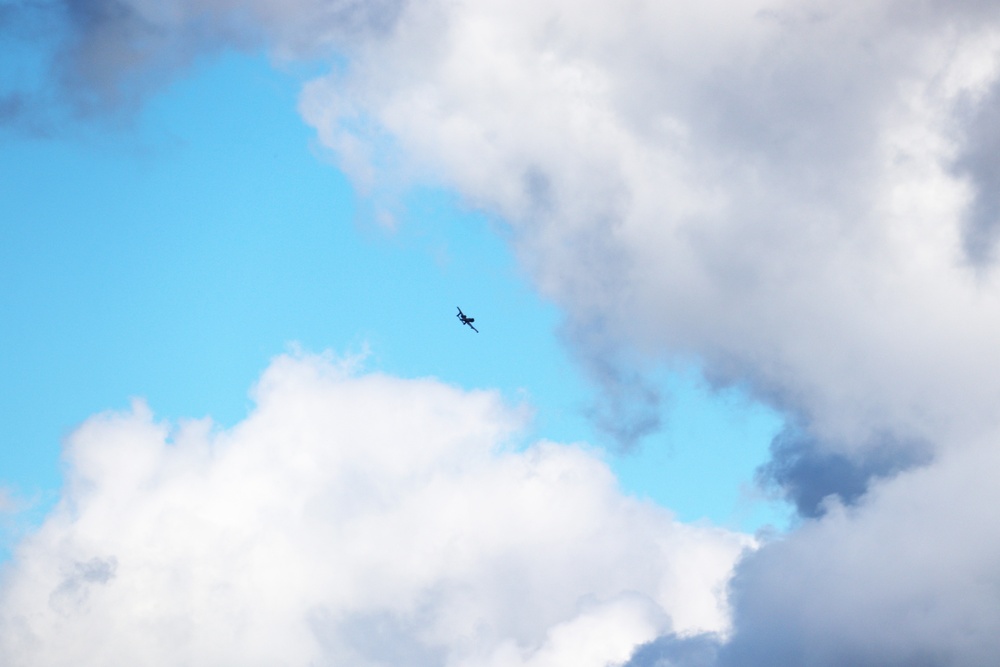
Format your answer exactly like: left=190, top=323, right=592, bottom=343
left=0, top=0, right=403, bottom=122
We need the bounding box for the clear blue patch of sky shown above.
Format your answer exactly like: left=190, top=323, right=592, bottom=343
left=0, top=51, right=788, bottom=556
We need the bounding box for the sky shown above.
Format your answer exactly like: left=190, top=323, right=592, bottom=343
left=2, top=1, right=1000, bottom=666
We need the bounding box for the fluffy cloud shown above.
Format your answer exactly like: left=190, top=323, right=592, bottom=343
left=719, top=439, right=1000, bottom=666
left=295, top=1, right=1000, bottom=662
left=301, top=0, right=1000, bottom=461
left=12, top=0, right=1000, bottom=663
left=0, top=353, right=746, bottom=666
left=627, top=435, right=1000, bottom=666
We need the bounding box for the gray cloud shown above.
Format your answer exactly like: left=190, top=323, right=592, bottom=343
left=624, top=440, right=1000, bottom=667
left=1, top=0, right=408, bottom=120
left=622, top=632, right=721, bottom=667
left=756, top=425, right=933, bottom=518
left=310, top=609, right=447, bottom=667
left=48, top=556, right=118, bottom=615
left=713, top=441, right=1000, bottom=667
left=953, top=78, right=1000, bottom=265
left=53, top=0, right=214, bottom=115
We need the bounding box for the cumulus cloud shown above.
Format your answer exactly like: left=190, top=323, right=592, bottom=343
left=301, top=0, right=1000, bottom=460
left=294, top=1, right=1000, bottom=662
left=624, top=436, right=1000, bottom=666
left=14, top=0, right=1000, bottom=662
left=0, top=353, right=747, bottom=666
left=717, top=437, right=1000, bottom=666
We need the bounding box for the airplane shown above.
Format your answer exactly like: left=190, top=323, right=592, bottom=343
left=456, top=306, right=479, bottom=333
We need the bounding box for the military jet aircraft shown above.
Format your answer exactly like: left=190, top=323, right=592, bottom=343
left=456, top=307, right=479, bottom=333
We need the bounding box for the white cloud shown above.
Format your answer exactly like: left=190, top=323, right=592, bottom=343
left=625, top=434, right=1000, bottom=666
left=293, top=2, right=1000, bottom=662
left=32, top=2, right=1000, bottom=451
left=15, top=0, right=1000, bottom=662
left=709, top=435, right=1000, bottom=666
left=0, top=353, right=747, bottom=666
left=300, top=0, right=1000, bottom=456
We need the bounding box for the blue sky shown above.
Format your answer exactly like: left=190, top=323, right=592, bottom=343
left=1, top=52, right=783, bottom=536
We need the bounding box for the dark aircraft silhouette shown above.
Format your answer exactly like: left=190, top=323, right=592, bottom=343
left=457, top=307, right=479, bottom=333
